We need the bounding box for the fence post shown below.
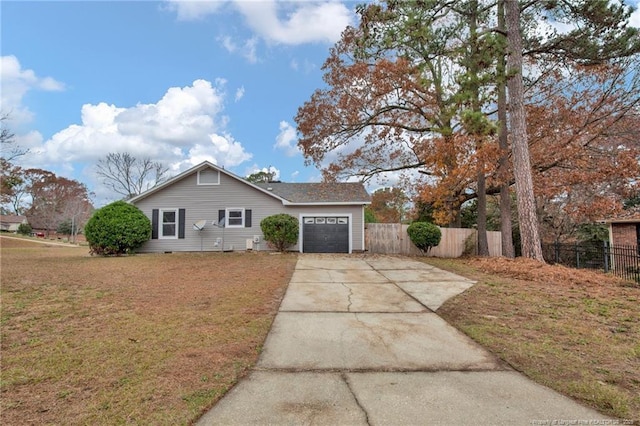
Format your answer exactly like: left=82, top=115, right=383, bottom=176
left=575, top=242, right=580, bottom=268
left=554, top=241, right=560, bottom=263
left=603, top=241, right=610, bottom=273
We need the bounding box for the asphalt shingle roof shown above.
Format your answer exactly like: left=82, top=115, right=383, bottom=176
left=0, top=215, right=27, bottom=224
left=604, top=208, right=640, bottom=223
left=256, top=182, right=370, bottom=204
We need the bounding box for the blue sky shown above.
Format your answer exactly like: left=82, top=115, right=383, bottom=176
left=1, top=0, right=360, bottom=206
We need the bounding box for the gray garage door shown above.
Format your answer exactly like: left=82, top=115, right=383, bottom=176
left=302, top=217, right=349, bottom=253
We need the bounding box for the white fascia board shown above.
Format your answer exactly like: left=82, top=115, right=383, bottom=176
left=281, top=201, right=371, bottom=206
left=128, top=160, right=287, bottom=204
left=282, top=200, right=371, bottom=206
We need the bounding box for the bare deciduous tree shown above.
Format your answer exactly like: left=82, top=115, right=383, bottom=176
left=96, top=152, right=169, bottom=199
left=0, top=113, right=27, bottom=162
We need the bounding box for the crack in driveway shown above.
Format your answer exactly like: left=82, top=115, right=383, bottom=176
left=341, top=282, right=354, bottom=312
left=342, top=372, right=371, bottom=425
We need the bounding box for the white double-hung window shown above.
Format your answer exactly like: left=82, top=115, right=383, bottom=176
left=160, top=209, right=178, bottom=238
left=226, top=208, right=244, bottom=228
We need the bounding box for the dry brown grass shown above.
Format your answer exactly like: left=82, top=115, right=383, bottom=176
left=0, top=236, right=296, bottom=425
left=429, top=256, right=640, bottom=421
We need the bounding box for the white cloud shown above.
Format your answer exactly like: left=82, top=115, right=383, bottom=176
left=38, top=76, right=65, bottom=91
left=25, top=79, right=252, bottom=182
left=167, top=0, right=354, bottom=45
left=218, top=35, right=237, bottom=53
left=234, top=86, right=245, bottom=102
left=218, top=35, right=259, bottom=63
left=243, top=37, right=259, bottom=63
left=162, top=0, right=225, bottom=21
left=0, top=55, right=65, bottom=126
left=630, top=1, right=640, bottom=28
left=15, top=130, right=44, bottom=151
left=274, top=120, right=300, bottom=157
left=233, top=1, right=353, bottom=45
left=290, top=57, right=317, bottom=73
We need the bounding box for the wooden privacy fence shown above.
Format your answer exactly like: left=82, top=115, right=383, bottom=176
left=365, top=224, right=502, bottom=257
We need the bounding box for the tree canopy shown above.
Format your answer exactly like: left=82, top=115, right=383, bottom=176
left=246, top=170, right=277, bottom=183
left=295, top=0, right=640, bottom=258
left=367, top=187, right=409, bottom=223
left=1, top=165, right=94, bottom=235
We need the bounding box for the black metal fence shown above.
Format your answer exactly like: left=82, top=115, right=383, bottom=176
left=542, top=242, right=639, bottom=283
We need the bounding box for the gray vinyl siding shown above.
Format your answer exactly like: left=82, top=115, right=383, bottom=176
left=132, top=170, right=366, bottom=253
left=134, top=171, right=283, bottom=252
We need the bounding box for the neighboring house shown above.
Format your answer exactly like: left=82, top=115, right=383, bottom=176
left=604, top=210, right=640, bottom=248
left=0, top=215, right=28, bottom=232
left=602, top=210, right=640, bottom=278
left=128, top=161, right=371, bottom=253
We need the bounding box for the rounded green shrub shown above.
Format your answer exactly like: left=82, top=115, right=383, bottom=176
left=407, top=222, right=442, bottom=254
left=260, top=214, right=299, bottom=252
left=84, top=201, right=151, bottom=256
left=17, top=223, right=32, bottom=236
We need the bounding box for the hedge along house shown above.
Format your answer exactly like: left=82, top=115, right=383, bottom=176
left=128, top=161, right=371, bottom=253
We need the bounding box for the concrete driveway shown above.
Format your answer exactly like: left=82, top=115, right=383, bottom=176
left=197, top=254, right=610, bottom=425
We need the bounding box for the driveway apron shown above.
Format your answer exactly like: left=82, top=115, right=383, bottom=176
left=197, top=254, right=611, bottom=425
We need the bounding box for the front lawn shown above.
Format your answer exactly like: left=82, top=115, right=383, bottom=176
left=0, top=237, right=296, bottom=425
left=429, top=256, right=639, bottom=421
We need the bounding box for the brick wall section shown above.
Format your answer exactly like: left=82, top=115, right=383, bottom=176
left=611, top=223, right=638, bottom=247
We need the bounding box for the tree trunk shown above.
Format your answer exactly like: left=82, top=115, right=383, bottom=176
left=497, top=0, right=515, bottom=258
left=505, top=0, right=544, bottom=261
left=469, top=0, right=489, bottom=256
left=477, top=171, right=489, bottom=255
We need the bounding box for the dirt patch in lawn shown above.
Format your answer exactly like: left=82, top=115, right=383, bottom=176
left=428, top=256, right=640, bottom=421
left=0, top=236, right=296, bottom=425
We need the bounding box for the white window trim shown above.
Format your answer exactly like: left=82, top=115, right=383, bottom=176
left=226, top=208, right=245, bottom=228
left=197, top=169, right=220, bottom=185
left=159, top=208, right=179, bottom=239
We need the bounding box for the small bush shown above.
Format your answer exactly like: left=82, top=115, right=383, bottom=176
left=260, top=214, right=299, bottom=252
left=84, top=201, right=151, bottom=256
left=407, top=222, right=442, bottom=254
left=57, top=219, right=73, bottom=235
left=17, top=223, right=32, bottom=236
left=463, top=232, right=478, bottom=256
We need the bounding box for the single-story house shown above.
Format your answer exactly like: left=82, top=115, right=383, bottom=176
left=603, top=210, right=640, bottom=248
left=128, top=161, right=371, bottom=253
left=0, top=215, right=28, bottom=232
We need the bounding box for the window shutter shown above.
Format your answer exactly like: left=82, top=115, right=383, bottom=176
left=245, top=209, right=252, bottom=228
left=178, top=209, right=186, bottom=239
left=152, top=209, right=159, bottom=239
left=218, top=209, right=225, bottom=227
